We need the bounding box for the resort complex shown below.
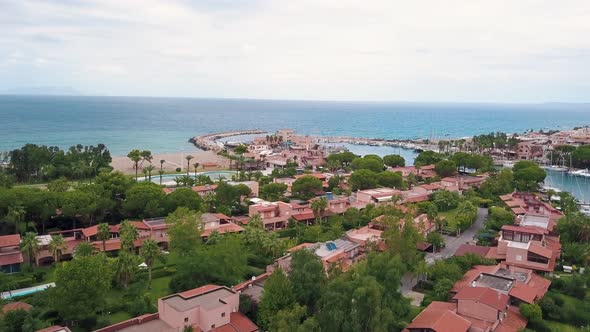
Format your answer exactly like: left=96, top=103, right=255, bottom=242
left=0, top=127, right=589, bottom=332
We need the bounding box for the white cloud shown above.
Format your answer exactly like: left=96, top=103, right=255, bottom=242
left=0, top=0, right=589, bottom=102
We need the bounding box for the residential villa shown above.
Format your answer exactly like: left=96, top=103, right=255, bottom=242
left=355, top=187, right=402, bottom=206
left=405, top=290, right=527, bottom=332
left=248, top=201, right=315, bottom=230
left=440, top=174, right=488, bottom=192
left=35, top=220, right=162, bottom=265
left=94, top=284, right=258, bottom=332
left=0, top=234, right=23, bottom=274
left=491, top=224, right=560, bottom=272
left=200, top=213, right=244, bottom=238
left=499, top=192, right=562, bottom=225
left=273, top=237, right=363, bottom=273
left=452, top=264, right=551, bottom=305
left=389, top=164, right=437, bottom=180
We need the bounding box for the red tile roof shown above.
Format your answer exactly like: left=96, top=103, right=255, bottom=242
left=200, top=223, right=245, bottom=237
left=494, top=306, right=528, bottom=332
left=292, top=212, right=316, bottom=221
left=0, top=252, right=24, bottom=266
left=81, top=224, right=119, bottom=238
left=287, top=243, right=315, bottom=252
left=453, top=244, right=492, bottom=257
left=501, top=225, right=546, bottom=235
left=453, top=287, right=509, bottom=311
left=406, top=301, right=471, bottom=332
left=1, top=301, right=32, bottom=314
left=36, top=326, right=72, bottom=332
left=227, top=312, right=259, bottom=332
left=0, top=234, right=20, bottom=248
left=508, top=285, right=538, bottom=304
left=179, top=284, right=223, bottom=299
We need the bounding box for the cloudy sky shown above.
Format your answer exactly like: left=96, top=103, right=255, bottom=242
left=1, top=0, right=589, bottom=102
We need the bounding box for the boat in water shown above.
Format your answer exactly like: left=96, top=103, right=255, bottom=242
left=544, top=165, right=568, bottom=172
left=580, top=204, right=590, bottom=216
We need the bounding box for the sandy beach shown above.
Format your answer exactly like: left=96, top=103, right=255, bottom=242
left=111, top=150, right=230, bottom=174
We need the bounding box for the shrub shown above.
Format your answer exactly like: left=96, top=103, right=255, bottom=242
left=175, top=167, right=181, bottom=172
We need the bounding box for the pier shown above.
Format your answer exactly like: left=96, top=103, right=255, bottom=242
left=189, top=129, right=441, bottom=153
left=189, top=129, right=267, bottom=152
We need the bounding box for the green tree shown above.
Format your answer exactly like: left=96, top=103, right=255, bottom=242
left=127, top=149, right=142, bottom=181
left=20, top=232, right=39, bottom=267
left=259, top=183, right=288, bottom=201
left=519, top=303, right=542, bottom=322
left=432, top=278, right=454, bottom=301
left=513, top=160, right=546, bottom=191
left=73, top=241, right=95, bottom=258
left=97, top=222, right=111, bottom=253
left=119, top=220, right=139, bottom=253
left=165, top=187, right=202, bottom=213
left=140, top=238, right=162, bottom=288
left=115, top=250, right=140, bottom=288
left=383, top=154, right=405, bottom=167
left=269, top=304, right=320, bottom=332
left=258, top=268, right=296, bottom=330
left=432, top=190, right=461, bottom=211
left=47, top=177, right=70, bottom=193
left=351, top=155, right=384, bottom=173
left=414, top=151, right=444, bottom=167
left=185, top=155, right=194, bottom=176
left=376, top=171, right=403, bottom=188
left=289, top=249, right=324, bottom=311
left=48, top=234, right=68, bottom=264
left=349, top=169, right=378, bottom=191
left=53, top=254, right=113, bottom=323
left=292, top=176, right=323, bottom=200
left=311, top=197, right=328, bottom=223
left=123, top=182, right=165, bottom=218
left=166, top=207, right=202, bottom=256
left=434, top=160, right=457, bottom=177
left=6, top=204, right=25, bottom=234
left=144, top=164, right=156, bottom=181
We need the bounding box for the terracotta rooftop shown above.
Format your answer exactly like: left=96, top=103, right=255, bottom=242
left=406, top=301, right=471, bottom=332
left=1, top=301, right=32, bottom=314
left=453, top=244, right=492, bottom=257
left=0, top=252, right=24, bottom=266
left=0, top=234, right=20, bottom=247
left=453, top=287, right=509, bottom=311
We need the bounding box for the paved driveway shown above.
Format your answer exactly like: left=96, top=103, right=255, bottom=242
left=425, top=207, right=488, bottom=264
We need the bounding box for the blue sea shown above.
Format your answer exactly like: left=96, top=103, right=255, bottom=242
left=1, top=95, right=590, bottom=156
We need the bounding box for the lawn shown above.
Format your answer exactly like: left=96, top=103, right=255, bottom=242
left=149, top=276, right=172, bottom=301
left=108, top=311, right=133, bottom=324
left=544, top=321, right=588, bottom=332
left=439, top=208, right=459, bottom=229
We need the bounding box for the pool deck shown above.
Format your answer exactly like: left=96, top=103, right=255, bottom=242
left=1, top=282, right=55, bottom=299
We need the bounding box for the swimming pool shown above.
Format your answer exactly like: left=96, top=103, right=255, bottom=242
left=1, top=282, right=55, bottom=299
left=142, top=171, right=237, bottom=184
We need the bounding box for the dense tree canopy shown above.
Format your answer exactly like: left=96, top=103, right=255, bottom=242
left=383, top=154, right=405, bottom=167
left=292, top=176, right=323, bottom=199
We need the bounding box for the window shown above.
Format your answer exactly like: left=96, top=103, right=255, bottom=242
left=221, top=312, right=226, bottom=317
left=211, top=324, right=216, bottom=329
left=527, top=252, right=549, bottom=264
left=184, top=317, right=188, bottom=323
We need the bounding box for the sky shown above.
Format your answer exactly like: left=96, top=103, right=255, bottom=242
left=1, top=0, right=590, bottom=103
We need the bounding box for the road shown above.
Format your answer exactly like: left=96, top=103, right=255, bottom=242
left=426, top=207, right=488, bottom=264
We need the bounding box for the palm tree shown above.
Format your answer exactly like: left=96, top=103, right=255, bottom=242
left=193, top=163, right=200, bottom=177
left=142, top=167, right=148, bottom=180
left=140, top=239, right=161, bottom=288
left=120, top=220, right=139, bottom=253
left=141, top=150, right=153, bottom=167
left=73, top=242, right=95, bottom=258
left=21, top=232, right=39, bottom=267
left=97, top=223, right=111, bottom=253
left=185, top=155, right=194, bottom=176
left=116, top=251, right=139, bottom=288
left=159, top=159, right=166, bottom=185
left=48, top=234, right=68, bottom=264
left=127, top=149, right=142, bottom=181
left=145, top=164, right=156, bottom=181
left=311, top=197, right=328, bottom=224
left=7, top=205, right=25, bottom=234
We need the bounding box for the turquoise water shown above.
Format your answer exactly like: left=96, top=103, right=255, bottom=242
left=1, top=95, right=590, bottom=156
left=545, top=170, right=590, bottom=203
left=1, top=95, right=589, bottom=199
left=1, top=284, right=53, bottom=299
left=144, top=171, right=237, bottom=183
